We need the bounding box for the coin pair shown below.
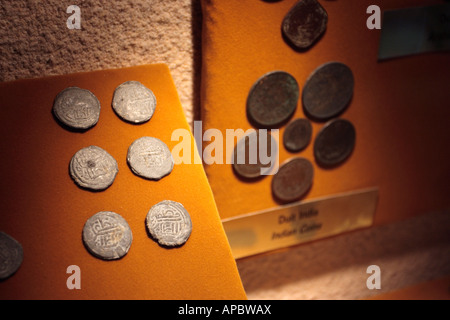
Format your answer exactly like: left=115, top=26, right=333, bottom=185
left=69, top=137, right=174, bottom=191
left=53, top=81, right=156, bottom=130
left=82, top=201, right=192, bottom=261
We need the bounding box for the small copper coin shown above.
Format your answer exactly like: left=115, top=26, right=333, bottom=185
left=272, top=157, right=314, bottom=203
left=314, top=119, right=356, bottom=167
left=0, top=232, right=23, bottom=280
left=283, top=118, right=312, bottom=152
left=247, top=71, right=299, bottom=128
left=232, top=130, right=277, bottom=179
left=282, top=0, right=328, bottom=50
left=303, top=62, right=354, bottom=121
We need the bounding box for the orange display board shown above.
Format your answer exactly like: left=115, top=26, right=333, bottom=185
left=200, top=0, right=450, bottom=224
left=0, top=64, right=246, bottom=300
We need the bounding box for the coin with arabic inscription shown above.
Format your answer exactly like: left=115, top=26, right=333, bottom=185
left=127, top=137, right=174, bottom=180
left=53, top=87, right=101, bottom=130
left=271, top=157, right=314, bottom=203
left=0, top=232, right=23, bottom=280
left=232, top=130, right=278, bottom=179
left=69, top=146, right=119, bottom=191
left=283, top=118, right=312, bottom=152
left=146, top=200, right=192, bottom=247
left=247, top=71, right=299, bottom=128
left=282, top=0, right=328, bottom=50
left=314, top=119, right=356, bottom=167
left=82, top=211, right=133, bottom=260
left=303, top=62, right=354, bottom=121
left=112, top=81, right=156, bottom=124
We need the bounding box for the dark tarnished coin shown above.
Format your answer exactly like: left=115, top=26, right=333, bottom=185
left=146, top=200, right=192, bottom=247
left=314, top=119, right=356, bottom=167
left=283, top=118, right=312, bottom=152
left=232, top=130, right=278, bottom=179
left=271, top=157, right=314, bottom=203
left=53, top=87, right=101, bottom=130
left=247, top=71, right=299, bottom=128
left=82, top=211, right=133, bottom=260
left=0, top=232, right=23, bottom=280
left=112, top=81, right=156, bottom=124
left=127, top=137, right=174, bottom=180
left=70, top=146, right=119, bottom=191
left=303, top=62, right=354, bottom=121
left=282, top=0, right=328, bottom=50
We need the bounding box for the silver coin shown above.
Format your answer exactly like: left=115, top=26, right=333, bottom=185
left=0, top=231, right=23, bottom=280
left=53, top=87, right=101, bottom=130
left=112, top=81, right=156, bottom=124
left=146, top=200, right=192, bottom=247
left=127, top=137, right=174, bottom=180
left=69, top=146, right=119, bottom=191
left=82, top=211, right=133, bottom=260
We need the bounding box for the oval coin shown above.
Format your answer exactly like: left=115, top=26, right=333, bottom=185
left=53, top=87, right=101, bottom=130
left=0, top=232, right=23, bottom=280
left=314, top=119, right=356, bottom=167
left=303, top=62, right=354, bottom=121
left=70, top=146, right=119, bottom=191
left=271, top=157, right=314, bottom=203
left=112, top=81, right=156, bottom=124
left=247, top=71, right=299, bottom=128
left=283, top=118, right=312, bottom=152
left=146, top=200, right=192, bottom=247
left=82, top=211, right=133, bottom=260
left=127, top=137, right=174, bottom=180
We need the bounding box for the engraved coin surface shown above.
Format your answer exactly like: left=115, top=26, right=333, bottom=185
left=82, top=211, right=132, bottom=260
left=0, top=232, right=23, bottom=280
left=69, top=146, right=119, bottom=191
left=303, top=62, right=354, bottom=121
left=282, top=0, right=328, bottom=50
left=146, top=200, right=192, bottom=247
left=112, top=81, right=156, bottom=124
left=232, top=130, right=278, bottom=179
left=53, top=87, right=101, bottom=130
left=247, top=71, right=299, bottom=128
left=314, top=119, right=356, bottom=167
left=271, top=157, right=314, bottom=203
left=127, top=137, right=174, bottom=180
left=283, top=118, right=313, bottom=152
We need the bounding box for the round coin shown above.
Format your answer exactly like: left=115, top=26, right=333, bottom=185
left=0, top=232, right=23, bottom=280
left=314, top=119, right=356, bottom=167
left=82, top=211, right=133, bottom=260
left=232, top=130, right=278, bottom=179
left=282, top=0, right=328, bottom=50
left=69, top=146, right=119, bottom=191
left=53, top=87, right=101, bottom=130
left=283, top=118, right=312, bottom=152
left=127, top=137, right=174, bottom=180
left=146, top=200, right=192, bottom=247
left=112, top=81, right=156, bottom=124
left=302, top=62, right=354, bottom=121
left=271, top=157, right=314, bottom=203
left=247, top=71, right=299, bottom=128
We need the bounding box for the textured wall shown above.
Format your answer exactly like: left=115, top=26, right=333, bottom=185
left=1, top=0, right=449, bottom=300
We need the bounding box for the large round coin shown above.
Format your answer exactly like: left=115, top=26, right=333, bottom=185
left=112, top=81, right=156, bottom=124
left=247, top=71, right=299, bottom=128
left=314, top=119, right=356, bottom=167
left=53, top=87, right=101, bottom=130
left=82, top=211, right=133, bottom=260
left=127, top=137, right=174, bottom=180
left=282, top=0, right=328, bottom=50
left=70, top=146, right=119, bottom=191
left=302, top=62, right=354, bottom=121
left=283, top=118, right=312, bottom=152
left=0, top=232, right=23, bottom=280
left=232, top=130, right=278, bottom=179
left=146, top=200, right=192, bottom=247
left=271, top=157, right=314, bottom=203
